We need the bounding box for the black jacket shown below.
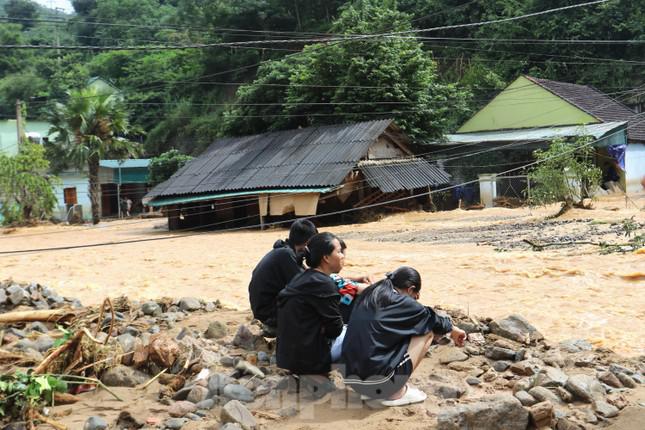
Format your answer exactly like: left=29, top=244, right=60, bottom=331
left=276, top=269, right=343, bottom=375
left=341, top=292, right=452, bottom=380
left=248, top=240, right=304, bottom=327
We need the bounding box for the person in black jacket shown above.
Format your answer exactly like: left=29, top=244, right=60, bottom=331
left=276, top=232, right=345, bottom=380
left=248, top=219, right=317, bottom=337
left=341, top=266, right=466, bottom=406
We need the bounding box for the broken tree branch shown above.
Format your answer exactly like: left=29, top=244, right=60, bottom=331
left=0, top=309, right=76, bottom=324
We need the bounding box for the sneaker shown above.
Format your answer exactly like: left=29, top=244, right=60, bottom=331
left=381, top=385, right=427, bottom=407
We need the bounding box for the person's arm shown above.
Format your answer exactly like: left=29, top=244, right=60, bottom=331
left=318, top=296, right=344, bottom=339
left=345, top=274, right=377, bottom=285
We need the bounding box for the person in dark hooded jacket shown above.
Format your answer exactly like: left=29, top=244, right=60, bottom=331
left=248, top=219, right=317, bottom=336
left=341, top=266, right=466, bottom=407
left=276, top=232, right=345, bottom=376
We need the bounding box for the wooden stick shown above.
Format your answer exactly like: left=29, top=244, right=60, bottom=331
left=0, top=309, right=75, bottom=324
left=253, top=410, right=281, bottom=420
left=33, top=411, right=67, bottom=430
left=33, top=331, right=84, bottom=374
left=53, top=392, right=81, bottom=405
left=137, top=368, right=168, bottom=390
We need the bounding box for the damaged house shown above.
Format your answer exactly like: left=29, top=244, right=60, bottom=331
left=144, top=120, right=451, bottom=230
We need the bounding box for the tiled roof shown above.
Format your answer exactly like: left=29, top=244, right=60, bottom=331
left=359, top=158, right=451, bottom=193
left=526, top=76, right=645, bottom=142
left=146, top=120, right=393, bottom=199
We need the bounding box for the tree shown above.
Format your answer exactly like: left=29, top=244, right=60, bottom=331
left=3, top=0, right=38, bottom=29
left=222, top=0, right=471, bottom=141
left=48, top=85, right=140, bottom=224
left=527, top=137, right=602, bottom=215
left=0, top=143, right=59, bottom=225
left=149, top=149, right=193, bottom=186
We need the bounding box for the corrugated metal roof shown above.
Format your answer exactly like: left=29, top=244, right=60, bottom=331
left=146, top=120, right=392, bottom=199
left=445, top=121, right=627, bottom=144
left=359, top=158, right=451, bottom=193
left=146, top=187, right=335, bottom=207
left=526, top=76, right=645, bottom=142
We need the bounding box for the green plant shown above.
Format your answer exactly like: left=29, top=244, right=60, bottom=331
left=527, top=137, right=602, bottom=215
left=0, top=372, right=67, bottom=420
left=149, top=149, right=193, bottom=186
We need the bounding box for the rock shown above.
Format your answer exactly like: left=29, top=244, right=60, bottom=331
left=32, top=300, right=50, bottom=310
left=278, top=405, right=299, bottom=418
left=574, top=354, right=596, bottom=367
left=83, top=416, right=108, bottom=430
left=482, top=369, right=497, bottom=382
left=429, top=382, right=466, bottom=399
left=556, top=417, right=585, bottom=430
left=436, top=395, right=528, bottom=430
left=485, top=347, right=516, bottom=361
left=172, top=386, right=193, bottom=401
left=559, top=339, right=593, bottom=353
left=631, top=373, right=644, bottom=384
left=437, top=347, right=469, bottom=364
left=117, top=333, right=137, bottom=353
left=164, top=418, right=188, bottom=429
left=0, top=288, right=6, bottom=305
left=204, top=301, right=217, bottom=312
left=149, top=335, right=181, bottom=368
left=220, top=356, right=237, bottom=367
left=14, top=338, right=38, bottom=352
left=512, top=378, right=532, bottom=394
left=543, top=350, right=565, bottom=368
left=221, top=400, right=257, bottom=430
left=235, top=360, right=265, bottom=379
left=606, top=392, right=629, bottom=410
left=615, top=372, right=637, bottom=388
left=178, top=297, right=201, bottom=312
left=101, top=365, right=149, bottom=387
left=208, top=373, right=235, bottom=396
left=593, top=400, right=619, bottom=418
left=528, top=387, right=561, bottom=404
left=466, top=376, right=481, bottom=386
left=257, top=351, right=269, bottom=363
left=232, top=325, right=256, bottom=350
left=195, top=398, right=216, bottom=410
left=493, top=361, right=511, bottom=372
left=537, top=367, right=568, bottom=387
left=124, top=326, right=140, bottom=337
left=221, top=424, right=243, bottom=430
left=186, top=386, right=209, bottom=404
left=555, top=387, right=573, bottom=403
left=32, top=335, right=53, bottom=353
left=142, top=301, right=162, bottom=317
left=204, top=321, right=227, bottom=339
left=28, top=322, right=49, bottom=333
left=509, top=360, right=540, bottom=376
left=598, top=371, right=623, bottom=388
left=489, top=315, right=543, bottom=344
left=565, top=374, right=605, bottom=403
left=528, top=401, right=554, bottom=428
left=7, top=285, right=29, bottom=305
left=514, top=390, right=537, bottom=406
left=223, top=384, right=255, bottom=403
left=168, top=401, right=197, bottom=418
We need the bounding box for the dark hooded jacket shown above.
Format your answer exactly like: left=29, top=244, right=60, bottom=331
left=248, top=239, right=304, bottom=327
left=276, top=269, right=343, bottom=375
left=341, top=289, right=452, bottom=380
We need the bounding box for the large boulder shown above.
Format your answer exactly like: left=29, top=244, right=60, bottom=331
left=565, top=374, right=605, bottom=403
left=489, top=315, right=543, bottom=344
left=221, top=400, right=256, bottom=430
left=101, top=365, right=149, bottom=387
left=436, top=395, right=528, bottom=430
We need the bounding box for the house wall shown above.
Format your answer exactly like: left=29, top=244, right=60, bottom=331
left=458, top=76, right=599, bottom=133
left=52, top=171, right=94, bottom=221
left=625, top=143, right=645, bottom=194
left=0, top=120, right=52, bottom=156
left=367, top=136, right=407, bottom=159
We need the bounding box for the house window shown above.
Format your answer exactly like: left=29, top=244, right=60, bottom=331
left=63, top=187, right=77, bottom=205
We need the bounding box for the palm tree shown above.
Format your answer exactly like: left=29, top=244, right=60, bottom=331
left=49, top=85, right=140, bottom=224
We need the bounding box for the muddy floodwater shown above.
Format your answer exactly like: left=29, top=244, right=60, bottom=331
left=1, top=193, right=643, bottom=356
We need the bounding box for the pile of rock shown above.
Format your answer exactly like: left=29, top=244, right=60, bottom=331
left=0, top=280, right=82, bottom=311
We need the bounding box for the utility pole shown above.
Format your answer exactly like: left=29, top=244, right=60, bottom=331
left=16, top=99, right=23, bottom=148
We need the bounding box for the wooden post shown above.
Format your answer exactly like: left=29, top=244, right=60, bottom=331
left=15, top=99, right=23, bottom=147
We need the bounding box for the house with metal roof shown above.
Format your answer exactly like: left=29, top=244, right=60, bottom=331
left=441, top=75, right=644, bottom=196
left=144, top=120, right=451, bottom=230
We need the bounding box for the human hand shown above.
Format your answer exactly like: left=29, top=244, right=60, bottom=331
left=450, top=327, right=466, bottom=347
left=363, top=273, right=377, bottom=284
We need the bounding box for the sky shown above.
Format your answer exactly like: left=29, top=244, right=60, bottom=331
left=33, top=0, right=74, bottom=14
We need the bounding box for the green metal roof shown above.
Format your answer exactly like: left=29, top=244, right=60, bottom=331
left=146, top=187, right=334, bottom=207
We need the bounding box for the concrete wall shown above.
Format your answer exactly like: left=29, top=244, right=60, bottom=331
left=625, top=143, right=645, bottom=194
left=52, top=171, right=93, bottom=221
left=0, top=120, right=52, bottom=156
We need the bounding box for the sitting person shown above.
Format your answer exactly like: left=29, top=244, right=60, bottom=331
left=276, top=232, right=344, bottom=386
left=341, top=266, right=466, bottom=406
left=331, top=239, right=373, bottom=323
left=248, top=219, right=317, bottom=337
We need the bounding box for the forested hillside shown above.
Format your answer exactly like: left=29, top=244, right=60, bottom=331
left=1, top=0, right=643, bottom=156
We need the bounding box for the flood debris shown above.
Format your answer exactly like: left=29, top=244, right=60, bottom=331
left=1, top=280, right=643, bottom=429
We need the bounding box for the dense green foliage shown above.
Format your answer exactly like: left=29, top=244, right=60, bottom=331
left=0, top=143, right=59, bottom=225
left=0, top=372, right=67, bottom=420
left=149, top=149, right=193, bottom=186
left=0, top=0, right=642, bottom=158
left=527, top=138, right=602, bottom=209
left=48, top=84, right=140, bottom=224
